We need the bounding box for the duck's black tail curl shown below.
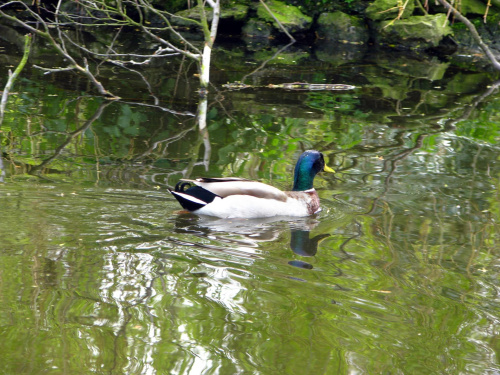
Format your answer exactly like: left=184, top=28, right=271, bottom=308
left=175, top=181, right=192, bottom=192
left=169, top=183, right=220, bottom=212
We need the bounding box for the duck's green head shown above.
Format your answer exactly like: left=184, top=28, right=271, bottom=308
left=292, top=150, right=334, bottom=191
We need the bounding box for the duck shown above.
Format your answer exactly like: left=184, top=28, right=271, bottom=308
left=169, top=150, right=334, bottom=219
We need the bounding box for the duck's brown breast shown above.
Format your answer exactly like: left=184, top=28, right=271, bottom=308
left=285, top=190, right=320, bottom=215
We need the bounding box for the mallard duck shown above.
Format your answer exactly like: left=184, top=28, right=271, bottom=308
left=169, top=150, right=334, bottom=219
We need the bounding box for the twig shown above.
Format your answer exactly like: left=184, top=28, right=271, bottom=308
left=240, top=42, right=295, bottom=83
left=444, top=79, right=500, bottom=129
left=117, top=100, right=196, bottom=116
left=0, top=34, right=32, bottom=126
left=0, top=3, right=119, bottom=98
left=259, top=0, right=296, bottom=42
left=32, top=65, right=76, bottom=74
left=61, top=32, right=179, bottom=64
left=415, top=0, right=429, bottom=14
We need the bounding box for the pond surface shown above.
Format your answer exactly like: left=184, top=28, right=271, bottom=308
left=1, top=35, right=500, bottom=374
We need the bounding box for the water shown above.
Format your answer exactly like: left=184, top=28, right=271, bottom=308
left=1, top=36, right=500, bottom=374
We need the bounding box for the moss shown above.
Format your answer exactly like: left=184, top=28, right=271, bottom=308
left=221, top=4, right=250, bottom=21
left=458, top=0, right=487, bottom=15
left=365, top=0, right=415, bottom=21
left=242, top=19, right=273, bottom=38
left=378, top=14, right=453, bottom=48
left=173, top=4, right=249, bottom=27
left=256, top=0, right=312, bottom=33
left=316, top=11, right=368, bottom=43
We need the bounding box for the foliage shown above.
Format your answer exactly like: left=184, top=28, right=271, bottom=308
left=287, top=0, right=338, bottom=16
left=455, top=99, right=500, bottom=143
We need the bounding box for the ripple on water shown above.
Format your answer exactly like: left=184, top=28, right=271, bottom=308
left=1, top=180, right=499, bottom=374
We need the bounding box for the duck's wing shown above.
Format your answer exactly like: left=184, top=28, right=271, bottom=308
left=181, top=177, right=288, bottom=202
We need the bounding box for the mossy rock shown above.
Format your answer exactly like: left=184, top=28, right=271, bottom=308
left=434, top=0, right=486, bottom=14
left=151, top=0, right=186, bottom=13
left=459, top=0, right=487, bottom=14
left=172, top=4, right=249, bottom=27
left=256, top=0, right=312, bottom=34
left=242, top=19, right=273, bottom=38
left=315, top=42, right=367, bottom=66
left=253, top=50, right=310, bottom=65
left=375, top=55, right=449, bottom=80
left=316, top=11, right=369, bottom=44
left=376, top=14, right=453, bottom=48
left=366, top=0, right=415, bottom=21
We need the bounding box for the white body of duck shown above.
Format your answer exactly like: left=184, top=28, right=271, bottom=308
left=169, top=150, right=332, bottom=219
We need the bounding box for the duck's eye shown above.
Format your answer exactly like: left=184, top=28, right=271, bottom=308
left=314, top=157, right=324, bottom=171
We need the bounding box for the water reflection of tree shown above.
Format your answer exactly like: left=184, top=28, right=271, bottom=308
left=330, top=121, right=500, bottom=304
left=1, top=94, right=213, bottom=185
left=4, top=98, right=500, bottom=374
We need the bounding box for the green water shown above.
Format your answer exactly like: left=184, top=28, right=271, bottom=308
left=1, top=39, right=500, bottom=374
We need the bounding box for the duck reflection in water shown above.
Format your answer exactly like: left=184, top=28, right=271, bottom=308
left=172, top=214, right=330, bottom=270
left=288, top=230, right=331, bottom=269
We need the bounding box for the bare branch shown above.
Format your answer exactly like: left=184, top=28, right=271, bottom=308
left=259, top=0, right=296, bottom=43
left=1, top=2, right=119, bottom=98
left=1, top=0, right=219, bottom=96
left=73, top=0, right=202, bottom=57
left=118, top=100, right=196, bottom=116
left=436, top=0, right=500, bottom=71
left=109, top=60, right=160, bottom=104
left=61, top=32, right=179, bottom=65
left=33, top=65, right=76, bottom=74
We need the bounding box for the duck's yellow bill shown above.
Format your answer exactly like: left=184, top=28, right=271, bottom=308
left=324, top=165, right=335, bottom=173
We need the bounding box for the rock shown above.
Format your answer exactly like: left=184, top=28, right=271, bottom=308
left=242, top=19, right=273, bottom=38
left=375, top=54, right=450, bottom=80
left=151, top=0, right=186, bottom=13
left=172, top=4, right=249, bottom=27
left=365, top=0, right=415, bottom=21
left=256, top=0, right=312, bottom=34
left=375, top=14, right=453, bottom=49
left=315, top=42, right=367, bottom=66
left=316, top=11, right=369, bottom=44
left=451, top=13, right=500, bottom=68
